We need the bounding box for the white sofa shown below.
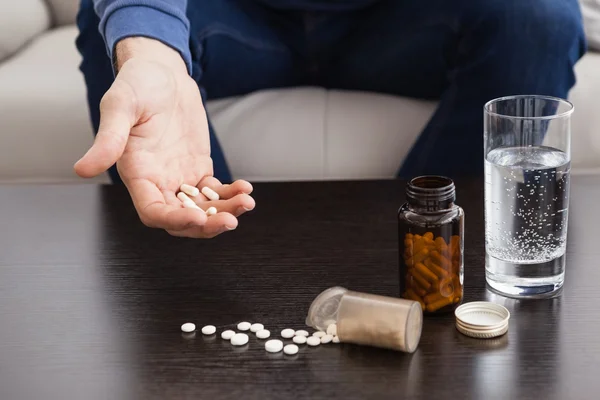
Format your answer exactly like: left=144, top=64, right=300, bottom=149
left=1, top=0, right=600, bottom=184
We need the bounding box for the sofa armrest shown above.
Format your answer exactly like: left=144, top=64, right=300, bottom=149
left=581, top=0, right=600, bottom=51
left=0, top=0, right=51, bottom=63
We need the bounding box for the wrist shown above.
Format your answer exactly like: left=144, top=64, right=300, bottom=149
left=115, top=37, right=188, bottom=75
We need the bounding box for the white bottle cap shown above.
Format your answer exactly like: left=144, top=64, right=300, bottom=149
left=454, top=301, right=510, bottom=339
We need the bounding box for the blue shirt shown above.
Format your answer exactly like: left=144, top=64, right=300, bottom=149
left=93, top=0, right=378, bottom=74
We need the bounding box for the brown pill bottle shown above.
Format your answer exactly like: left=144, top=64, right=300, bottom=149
left=398, top=176, right=465, bottom=314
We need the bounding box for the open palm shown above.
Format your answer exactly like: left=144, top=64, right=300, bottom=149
left=75, top=57, right=254, bottom=238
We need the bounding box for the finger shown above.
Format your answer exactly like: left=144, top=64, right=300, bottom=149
left=167, top=212, right=238, bottom=239
left=128, top=179, right=207, bottom=230
left=194, top=193, right=255, bottom=216
left=197, top=177, right=253, bottom=199
left=145, top=206, right=207, bottom=230
left=75, top=83, right=136, bottom=178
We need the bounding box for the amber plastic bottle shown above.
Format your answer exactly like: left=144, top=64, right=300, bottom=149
left=398, top=176, right=464, bottom=314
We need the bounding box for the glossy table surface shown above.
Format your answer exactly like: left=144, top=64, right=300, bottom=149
left=1, top=178, right=599, bottom=400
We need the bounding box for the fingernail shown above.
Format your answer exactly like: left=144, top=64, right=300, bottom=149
left=225, top=225, right=236, bottom=231
left=243, top=207, right=253, bottom=211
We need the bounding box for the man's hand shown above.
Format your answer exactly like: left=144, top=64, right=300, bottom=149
left=75, top=37, right=254, bottom=238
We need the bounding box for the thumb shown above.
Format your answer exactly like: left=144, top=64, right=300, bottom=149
left=75, top=85, right=136, bottom=178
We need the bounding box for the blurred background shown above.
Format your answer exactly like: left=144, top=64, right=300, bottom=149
left=1, top=0, right=599, bottom=184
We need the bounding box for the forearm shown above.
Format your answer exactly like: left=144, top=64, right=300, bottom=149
left=92, top=0, right=192, bottom=73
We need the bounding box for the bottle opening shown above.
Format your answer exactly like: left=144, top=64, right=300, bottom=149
left=406, top=176, right=456, bottom=211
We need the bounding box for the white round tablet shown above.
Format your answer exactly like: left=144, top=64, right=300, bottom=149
left=221, top=330, right=235, bottom=340
left=295, top=330, right=309, bottom=337
left=293, top=335, right=307, bottom=345
left=265, top=339, right=284, bottom=353
left=181, top=323, right=196, bottom=333
left=332, top=336, right=340, bottom=343
left=312, top=331, right=326, bottom=338
left=284, top=344, right=299, bottom=355
left=201, top=325, right=216, bottom=335
left=231, top=333, right=249, bottom=346
left=307, top=336, right=321, bottom=346
left=250, top=323, right=264, bottom=333
left=237, top=322, right=252, bottom=331
left=321, top=334, right=333, bottom=344
left=281, top=329, right=295, bottom=339
left=327, top=324, right=337, bottom=336
left=256, top=329, right=271, bottom=339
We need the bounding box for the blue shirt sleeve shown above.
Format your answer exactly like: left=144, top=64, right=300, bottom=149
left=92, top=0, right=192, bottom=74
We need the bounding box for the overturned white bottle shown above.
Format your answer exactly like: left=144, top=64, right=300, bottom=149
left=305, top=286, right=422, bottom=353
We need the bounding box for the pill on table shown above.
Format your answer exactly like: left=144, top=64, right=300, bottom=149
left=237, top=322, right=251, bottom=331
left=284, top=344, right=299, bottom=355
left=206, top=206, right=217, bottom=216
left=256, top=329, right=271, bottom=339
left=293, top=335, right=307, bottom=345
left=180, top=184, right=200, bottom=197
left=201, top=325, right=216, bottom=335
left=231, top=333, right=249, bottom=346
left=281, top=329, right=295, bottom=339
left=332, top=336, right=340, bottom=344
left=250, top=323, right=264, bottom=333
left=327, top=324, right=337, bottom=336
left=265, top=339, right=284, bottom=353
left=221, top=330, right=235, bottom=340
left=306, top=336, right=321, bottom=346
left=181, top=323, right=196, bottom=333
left=295, top=330, right=309, bottom=337
left=321, top=334, right=333, bottom=344
left=201, top=186, right=220, bottom=201
left=312, top=331, right=326, bottom=338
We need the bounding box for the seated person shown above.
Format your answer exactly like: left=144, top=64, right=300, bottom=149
left=75, top=0, right=587, bottom=238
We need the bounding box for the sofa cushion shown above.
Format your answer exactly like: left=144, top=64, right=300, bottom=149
left=45, top=0, right=79, bottom=26
left=0, top=26, right=599, bottom=184
left=0, top=0, right=50, bottom=62
left=569, top=51, right=600, bottom=173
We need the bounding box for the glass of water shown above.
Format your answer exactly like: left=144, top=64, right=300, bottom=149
left=484, top=95, right=573, bottom=298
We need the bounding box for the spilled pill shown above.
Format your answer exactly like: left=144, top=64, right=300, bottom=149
left=284, top=344, right=299, bottom=355
left=180, top=184, right=200, bottom=197
left=321, top=334, right=333, bottom=344
left=327, top=324, right=337, bottom=336
left=202, top=187, right=220, bottom=201
left=313, top=331, right=326, bottom=338
left=231, top=333, right=249, bottom=346
left=295, top=330, right=309, bottom=337
left=306, top=336, right=321, bottom=346
left=265, top=339, right=284, bottom=353
left=206, top=207, right=217, bottom=216
left=293, top=335, right=307, bottom=345
left=256, top=329, right=271, bottom=339
left=250, top=323, right=264, bottom=333
left=237, top=322, right=251, bottom=331
left=281, top=329, right=295, bottom=339
left=221, top=330, right=235, bottom=340
left=181, top=323, right=195, bottom=333
left=332, top=336, right=340, bottom=343
left=201, top=325, right=216, bottom=335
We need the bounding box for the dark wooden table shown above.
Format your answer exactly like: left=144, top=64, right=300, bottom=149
left=1, top=178, right=599, bottom=400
